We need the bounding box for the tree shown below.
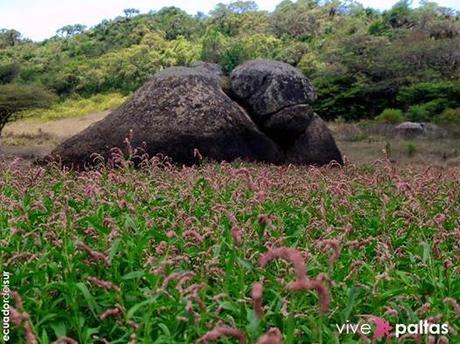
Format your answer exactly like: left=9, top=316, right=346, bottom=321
left=270, top=0, right=321, bottom=39
left=0, top=29, right=22, bottom=48
left=153, top=7, right=201, bottom=40
left=57, top=24, right=87, bottom=37
left=210, top=2, right=268, bottom=36
left=0, top=85, right=56, bottom=135
left=227, top=1, right=259, bottom=14
left=382, top=0, right=415, bottom=29
left=201, top=29, right=229, bottom=63
left=123, top=8, right=140, bottom=18
left=211, top=1, right=258, bottom=17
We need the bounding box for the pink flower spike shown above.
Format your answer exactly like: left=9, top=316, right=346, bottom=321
left=196, top=326, right=246, bottom=344
left=288, top=278, right=331, bottom=313
left=260, top=247, right=307, bottom=281
left=251, top=282, right=264, bottom=319
left=255, top=328, right=283, bottom=344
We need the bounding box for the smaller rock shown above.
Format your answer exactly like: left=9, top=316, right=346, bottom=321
left=286, top=114, right=343, bottom=165
left=394, top=122, right=425, bottom=137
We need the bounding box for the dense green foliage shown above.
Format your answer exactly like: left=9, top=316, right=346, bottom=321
left=1, top=0, right=460, bottom=122
left=2, top=160, right=459, bottom=343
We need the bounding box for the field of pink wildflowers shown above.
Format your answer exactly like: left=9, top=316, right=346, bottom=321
left=1, top=158, right=459, bottom=343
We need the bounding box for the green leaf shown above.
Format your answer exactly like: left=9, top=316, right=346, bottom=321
left=127, top=297, right=159, bottom=319
left=110, top=238, right=122, bottom=259
left=341, top=285, right=362, bottom=322
left=76, top=282, right=99, bottom=318
left=420, top=242, right=431, bottom=264
left=218, top=301, right=239, bottom=313
left=122, top=270, right=145, bottom=280
left=245, top=309, right=260, bottom=337
left=51, top=322, right=67, bottom=339
left=158, top=323, right=171, bottom=337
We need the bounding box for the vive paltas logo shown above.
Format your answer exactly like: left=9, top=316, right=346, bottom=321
left=335, top=315, right=449, bottom=341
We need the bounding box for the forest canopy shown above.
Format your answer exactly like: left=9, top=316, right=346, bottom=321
left=1, top=0, right=459, bottom=122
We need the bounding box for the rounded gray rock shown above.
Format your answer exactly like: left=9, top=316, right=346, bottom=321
left=230, top=59, right=317, bottom=120
left=394, top=122, right=425, bottom=138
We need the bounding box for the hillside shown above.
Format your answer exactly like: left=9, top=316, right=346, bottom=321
left=1, top=0, right=460, bottom=124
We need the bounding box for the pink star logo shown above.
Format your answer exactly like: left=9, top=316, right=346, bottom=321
left=368, top=316, right=393, bottom=340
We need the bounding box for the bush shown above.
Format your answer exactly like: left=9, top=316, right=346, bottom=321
left=375, top=108, right=404, bottom=124
left=397, top=81, right=460, bottom=109
left=313, top=75, right=374, bottom=121
left=217, top=34, right=282, bottom=73
left=406, top=143, right=417, bottom=157
left=0, top=63, right=20, bottom=84
left=201, top=29, right=229, bottom=64
left=434, top=108, right=460, bottom=126
left=406, top=99, right=453, bottom=122
left=220, top=42, right=248, bottom=74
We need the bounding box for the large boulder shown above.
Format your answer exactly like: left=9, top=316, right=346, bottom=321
left=51, top=64, right=283, bottom=167
left=230, top=59, right=342, bottom=164
left=52, top=60, right=343, bottom=167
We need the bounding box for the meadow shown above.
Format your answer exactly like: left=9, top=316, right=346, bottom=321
left=1, top=1, right=460, bottom=342
left=1, top=154, right=459, bottom=343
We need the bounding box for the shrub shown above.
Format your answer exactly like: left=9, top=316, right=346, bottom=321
left=406, top=143, right=417, bottom=157
left=313, top=75, right=374, bottom=121
left=435, top=108, right=460, bottom=126
left=221, top=42, right=248, bottom=74
left=406, top=99, right=453, bottom=122
left=218, top=34, right=282, bottom=73
left=201, top=29, right=229, bottom=64
left=397, top=81, right=460, bottom=109
left=0, top=63, right=20, bottom=84
left=375, top=108, right=404, bottom=124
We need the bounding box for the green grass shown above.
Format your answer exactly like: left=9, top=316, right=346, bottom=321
left=1, top=161, right=459, bottom=343
left=20, top=93, right=128, bottom=121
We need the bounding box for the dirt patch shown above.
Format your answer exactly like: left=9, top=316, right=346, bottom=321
left=0, top=111, right=109, bottom=160
left=1, top=111, right=459, bottom=166
left=337, top=138, right=460, bottom=167
left=3, top=111, right=108, bottom=139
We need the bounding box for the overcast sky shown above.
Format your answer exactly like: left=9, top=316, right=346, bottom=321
left=1, top=0, right=459, bottom=41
